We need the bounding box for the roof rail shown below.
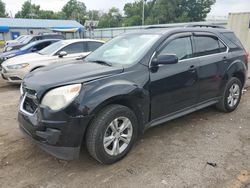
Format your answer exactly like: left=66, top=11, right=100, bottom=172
left=145, top=26, right=172, bottom=29
left=145, top=24, right=226, bottom=30
left=185, top=24, right=225, bottom=29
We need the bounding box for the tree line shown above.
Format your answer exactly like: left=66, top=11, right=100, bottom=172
left=0, top=0, right=216, bottom=28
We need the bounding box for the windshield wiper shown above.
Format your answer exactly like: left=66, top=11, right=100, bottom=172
left=89, top=59, right=112, bottom=66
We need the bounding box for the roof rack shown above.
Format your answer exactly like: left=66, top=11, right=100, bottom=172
left=145, top=24, right=226, bottom=30
left=185, top=24, right=225, bottom=29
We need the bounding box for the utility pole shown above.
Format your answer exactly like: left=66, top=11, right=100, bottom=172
left=30, top=0, right=33, bottom=19
left=142, top=0, right=147, bottom=25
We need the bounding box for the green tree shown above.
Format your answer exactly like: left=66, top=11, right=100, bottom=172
left=62, top=0, right=87, bottom=24
left=98, top=7, right=122, bottom=28
left=123, top=0, right=216, bottom=26
left=15, top=0, right=40, bottom=18
left=176, top=0, right=216, bottom=22
left=0, top=0, right=8, bottom=17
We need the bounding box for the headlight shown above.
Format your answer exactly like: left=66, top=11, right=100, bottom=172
left=7, top=63, right=29, bottom=69
left=41, top=84, right=82, bottom=111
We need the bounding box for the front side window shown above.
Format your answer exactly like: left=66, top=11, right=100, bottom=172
left=194, top=36, right=224, bottom=57
left=159, top=37, right=193, bottom=61
left=60, top=42, right=84, bottom=54
left=38, top=40, right=68, bottom=55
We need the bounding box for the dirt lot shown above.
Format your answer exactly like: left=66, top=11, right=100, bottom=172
left=0, top=79, right=250, bottom=188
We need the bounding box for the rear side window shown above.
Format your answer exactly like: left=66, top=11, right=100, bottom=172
left=194, top=36, right=226, bottom=57
left=159, top=37, right=193, bottom=60
left=87, top=42, right=103, bottom=52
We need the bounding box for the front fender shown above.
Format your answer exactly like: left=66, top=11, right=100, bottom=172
left=80, top=79, right=150, bottom=131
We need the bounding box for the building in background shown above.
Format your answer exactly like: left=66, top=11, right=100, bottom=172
left=227, top=12, right=250, bottom=53
left=0, top=18, right=84, bottom=42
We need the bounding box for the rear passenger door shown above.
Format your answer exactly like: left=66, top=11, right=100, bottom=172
left=193, top=33, right=228, bottom=103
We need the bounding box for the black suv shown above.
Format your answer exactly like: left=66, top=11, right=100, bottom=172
left=18, top=27, right=248, bottom=164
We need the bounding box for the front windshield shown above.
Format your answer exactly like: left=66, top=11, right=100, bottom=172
left=21, top=36, right=33, bottom=44
left=20, top=41, right=37, bottom=51
left=85, top=34, right=160, bottom=65
left=38, top=40, right=67, bottom=55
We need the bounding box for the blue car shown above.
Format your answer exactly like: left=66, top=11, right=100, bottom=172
left=0, top=39, right=61, bottom=64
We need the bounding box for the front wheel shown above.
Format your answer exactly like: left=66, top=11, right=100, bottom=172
left=216, top=77, right=243, bottom=112
left=86, top=105, right=138, bottom=164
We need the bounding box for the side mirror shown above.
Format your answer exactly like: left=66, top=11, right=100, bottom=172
left=58, top=51, right=67, bottom=58
left=151, top=54, right=178, bottom=66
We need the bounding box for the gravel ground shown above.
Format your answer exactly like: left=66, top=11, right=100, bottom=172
left=0, top=78, right=250, bottom=188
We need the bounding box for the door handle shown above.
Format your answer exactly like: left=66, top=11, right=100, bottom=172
left=189, top=65, right=196, bottom=72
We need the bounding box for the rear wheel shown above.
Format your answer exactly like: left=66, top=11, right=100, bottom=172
left=86, top=105, right=138, bottom=164
left=216, top=77, right=243, bottom=112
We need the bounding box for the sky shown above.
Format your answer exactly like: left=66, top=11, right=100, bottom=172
left=4, top=0, right=250, bottom=18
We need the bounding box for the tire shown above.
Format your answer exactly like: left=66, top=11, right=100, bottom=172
left=86, top=104, right=138, bottom=164
left=216, top=77, right=243, bottom=112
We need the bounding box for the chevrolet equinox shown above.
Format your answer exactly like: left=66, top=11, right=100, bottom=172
left=18, top=27, right=248, bottom=164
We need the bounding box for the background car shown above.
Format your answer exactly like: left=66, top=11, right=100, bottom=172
left=5, top=35, right=29, bottom=46
left=3, top=33, right=65, bottom=52
left=1, top=39, right=104, bottom=83
left=0, top=39, right=61, bottom=66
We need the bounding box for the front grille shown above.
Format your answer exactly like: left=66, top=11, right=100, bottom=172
left=23, top=96, right=38, bottom=114
left=20, top=87, right=38, bottom=115
left=10, top=76, right=22, bottom=81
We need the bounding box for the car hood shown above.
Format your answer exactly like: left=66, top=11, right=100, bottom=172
left=2, top=53, right=51, bottom=66
left=0, top=50, right=19, bottom=58
left=23, top=61, right=124, bottom=98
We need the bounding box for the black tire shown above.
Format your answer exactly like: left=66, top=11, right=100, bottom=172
left=216, top=77, right=243, bottom=112
left=86, top=104, right=138, bottom=164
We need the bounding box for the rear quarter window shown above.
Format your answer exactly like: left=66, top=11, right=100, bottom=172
left=221, top=32, right=244, bottom=49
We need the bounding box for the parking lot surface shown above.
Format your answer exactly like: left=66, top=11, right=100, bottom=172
left=0, top=78, right=250, bottom=188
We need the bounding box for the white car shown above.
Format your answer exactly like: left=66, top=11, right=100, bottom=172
left=1, top=39, right=104, bottom=83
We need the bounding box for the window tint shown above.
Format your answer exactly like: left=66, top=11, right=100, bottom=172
left=221, top=32, right=244, bottom=49
left=87, top=42, right=103, bottom=52
left=159, top=37, right=193, bottom=60
left=194, top=36, right=221, bottom=57
left=34, top=42, right=52, bottom=51
left=219, top=40, right=227, bottom=52
left=60, top=42, right=84, bottom=54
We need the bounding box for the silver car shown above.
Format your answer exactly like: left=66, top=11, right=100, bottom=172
left=1, top=39, right=104, bottom=83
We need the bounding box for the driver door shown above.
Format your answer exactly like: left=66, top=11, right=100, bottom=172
left=57, top=42, right=88, bottom=61
left=150, top=33, right=200, bottom=120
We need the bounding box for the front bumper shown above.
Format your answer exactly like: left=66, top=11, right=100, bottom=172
left=18, top=94, right=93, bottom=160
left=1, top=67, right=26, bottom=83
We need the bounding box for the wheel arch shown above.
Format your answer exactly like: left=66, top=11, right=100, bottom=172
left=224, top=60, right=247, bottom=86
